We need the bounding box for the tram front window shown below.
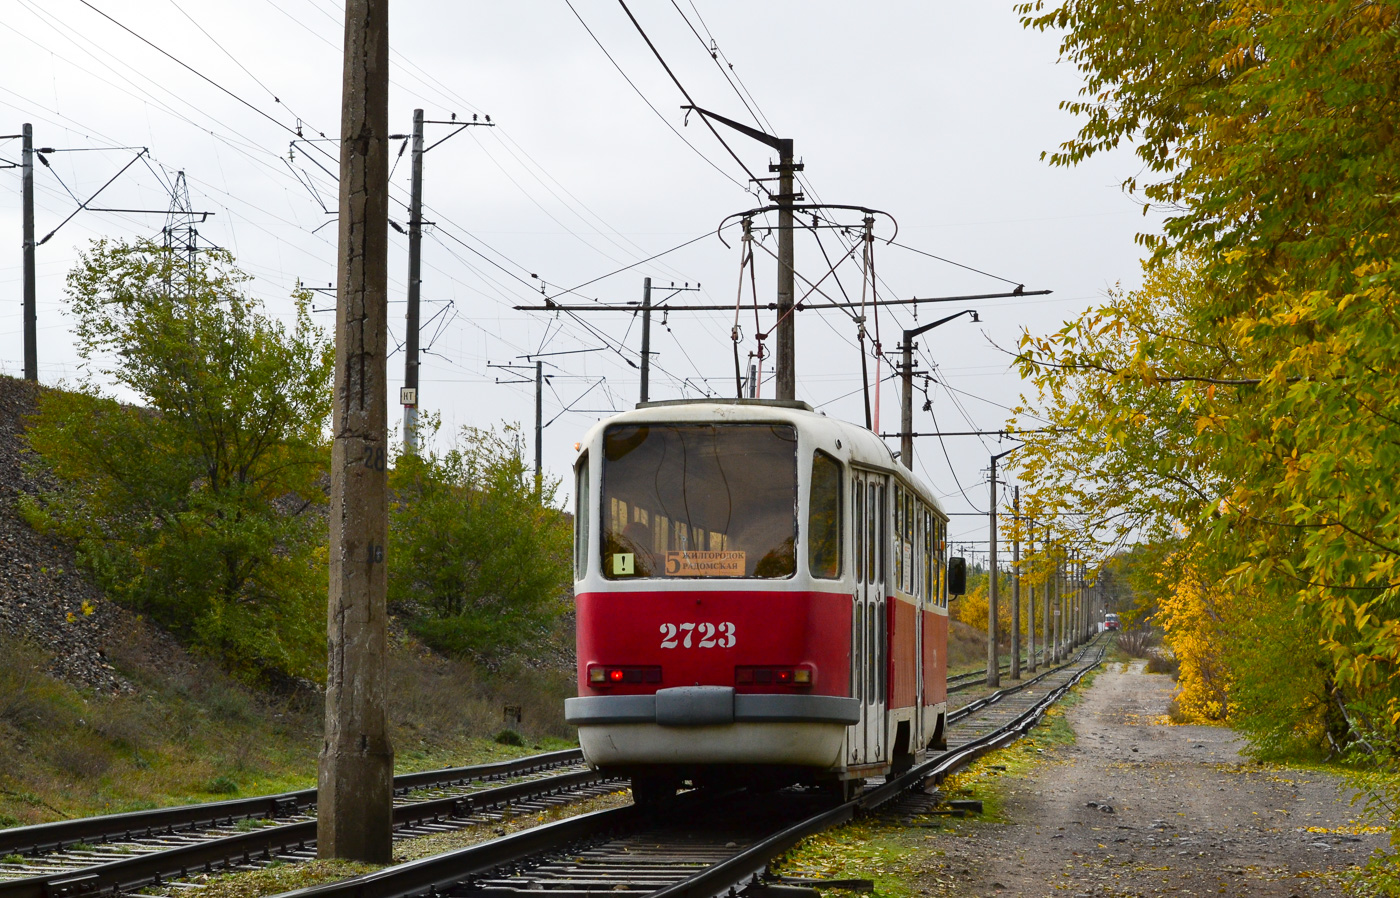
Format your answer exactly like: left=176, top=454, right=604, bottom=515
left=601, top=423, right=797, bottom=579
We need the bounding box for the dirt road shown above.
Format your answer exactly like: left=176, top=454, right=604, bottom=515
left=914, top=660, right=1389, bottom=897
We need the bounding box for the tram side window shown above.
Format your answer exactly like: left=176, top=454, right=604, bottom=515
left=574, top=453, right=589, bottom=578
left=935, top=516, right=947, bottom=608
left=915, top=504, right=925, bottom=605
left=808, top=451, right=842, bottom=579
left=903, top=491, right=915, bottom=595
left=873, top=487, right=884, bottom=585
left=893, top=486, right=904, bottom=592
left=876, top=484, right=887, bottom=583
left=854, top=483, right=865, bottom=582
left=866, top=483, right=877, bottom=584
left=918, top=507, right=929, bottom=605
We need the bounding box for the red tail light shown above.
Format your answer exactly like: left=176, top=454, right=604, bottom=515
left=735, top=666, right=813, bottom=687
left=588, top=665, right=662, bottom=686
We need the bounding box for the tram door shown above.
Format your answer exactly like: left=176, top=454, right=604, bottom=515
left=850, top=470, right=887, bottom=766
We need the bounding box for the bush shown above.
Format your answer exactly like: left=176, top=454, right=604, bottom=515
left=493, top=729, right=525, bottom=747
left=1145, top=649, right=1179, bottom=677
left=389, top=425, right=571, bottom=665
left=1116, top=629, right=1155, bottom=658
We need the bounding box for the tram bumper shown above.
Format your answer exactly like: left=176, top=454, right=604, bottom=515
left=566, top=687, right=858, bottom=768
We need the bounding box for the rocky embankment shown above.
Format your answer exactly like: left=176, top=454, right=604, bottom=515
left=0, top=375, right=138, bottom=693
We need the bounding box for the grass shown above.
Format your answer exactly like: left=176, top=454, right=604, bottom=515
left=773, top=671, right=1095, bottom=895
left=185, top=788, right=631, bottom=898
left=0, top=632, right=578, bottom=827
left=776, top=817, right=924, bottom=898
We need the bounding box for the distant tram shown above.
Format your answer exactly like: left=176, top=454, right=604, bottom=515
left=564, top=398, right=951, bottom=802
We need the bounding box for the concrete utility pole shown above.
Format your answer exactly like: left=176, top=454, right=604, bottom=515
left=639, top=277, right=652, bottom=403
left=986, top=447, right=1018, bottom=685
left=1026, top=525, right=1036, bottom=673
left=1076, top=562, right=1084, bottom=643
left=402, top=108, right=424, bottom=454
left=677, top=105, right=802, bottom=398
left=773, top=137, right=797, bottom=401
left=320, top=0, right=393, bottom=864
left=1074, top=560, right=1083, bottom=645
left=1042, top=533, right=1052, bottom=667
left=534, top=359, right=543, bottom=486
left=397, top=109, right=492, bottom=454
left=1011, top=486, right=1021, bottom=680
left=21, top=124, right=36, bottom=382
left=987, top=464, right=999, bottom=687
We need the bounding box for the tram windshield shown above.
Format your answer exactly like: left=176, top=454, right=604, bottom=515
left=601, top=422, right=797, bottom=579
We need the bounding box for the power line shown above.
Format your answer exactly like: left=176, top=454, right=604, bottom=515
left=888, top=239, right=1027, bottom=288
left=561, top=0, right=747, bottom=193
left=76, top=0, right=323, bottom=153
left=613, top=0, right=768, bottom=191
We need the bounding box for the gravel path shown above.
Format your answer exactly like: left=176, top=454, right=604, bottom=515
left=913, top=659, right=1389, bottom=897
left=0, top=375, right=140, bottom=693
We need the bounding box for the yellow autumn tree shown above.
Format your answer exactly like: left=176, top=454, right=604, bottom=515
left=955, top=576, right=1014, bottom=642
left=1157, top=566, right=1230, bottom=723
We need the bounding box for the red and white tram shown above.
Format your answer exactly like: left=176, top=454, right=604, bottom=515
left=564, top=398, right=951, bottom=801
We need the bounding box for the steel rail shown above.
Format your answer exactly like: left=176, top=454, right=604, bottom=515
left=273, top=805, right=644, bottom=898
left=263, top=645, right=1106, bottom=898
left=947, top=646, right=1057, bottom=692
left=0, top=750, right=582, bottom=858
left=0, top=768, right=609, bottom=898
left=650, top=645, right=1106, bottom=898
left=949, top=640, right=1101, bottom=720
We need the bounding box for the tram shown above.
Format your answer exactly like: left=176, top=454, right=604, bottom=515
left=564, top=398, right=951, bottom=802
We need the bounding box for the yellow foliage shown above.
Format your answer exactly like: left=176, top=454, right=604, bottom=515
left=955, top=579, right=1018, bottom=641
left=956, top=582, right=989, bottom=632
left=1158, top=565, right=1230, bottom=723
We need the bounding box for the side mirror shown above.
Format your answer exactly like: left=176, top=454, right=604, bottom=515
left=947, top=557, right=967, bottom=596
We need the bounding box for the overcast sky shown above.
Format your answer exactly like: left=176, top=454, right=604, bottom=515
left=0, top=2, right=1158, bottom=553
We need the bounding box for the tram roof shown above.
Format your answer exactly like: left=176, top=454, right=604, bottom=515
left=577, top=398, right=944, bottom=515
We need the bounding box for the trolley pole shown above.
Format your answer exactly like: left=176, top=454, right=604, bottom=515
left=320, top=0, right=393, bottom=864
left=21, top=124, right=36, bottom=382
left=1010, top=486, right=1021, bottom=680
left=639, top=277, right=652, bottom=403
left=402, top=108, right=424, bottom=454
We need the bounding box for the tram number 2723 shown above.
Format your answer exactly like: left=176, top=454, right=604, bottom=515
left=659, top=622, right=737, bottom=649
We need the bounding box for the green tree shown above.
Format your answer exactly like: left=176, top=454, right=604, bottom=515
left=388, top=424, right=571, bottom=663
left=22, top=239, right=333, bottom=684
left=1014, top=0, right=1400, bottom=859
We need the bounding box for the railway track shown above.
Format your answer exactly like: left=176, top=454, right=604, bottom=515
left=275, top=640, right=1107, bottom=898
left=946, top=644, right=1075, bottom=692
left=0, top=639, right=1104, bottom=898
left=0, top=751, right=621, bottom=898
